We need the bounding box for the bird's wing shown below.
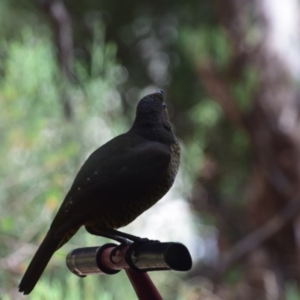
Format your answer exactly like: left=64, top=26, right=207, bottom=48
left=50, top=133, right=171, bottom=232
left=70, top=133, right=171, bottom=193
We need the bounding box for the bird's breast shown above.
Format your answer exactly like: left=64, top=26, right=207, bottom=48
left=138, top=140, right=180, bottom=208
left=90, top=140, right=180, bottom=230
left=167, top=140, right=181, bottom=185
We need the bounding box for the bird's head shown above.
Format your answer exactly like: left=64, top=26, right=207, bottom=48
left=132, top=89, right=172, bottom=132
left=130, top=89, right=175, bottom=143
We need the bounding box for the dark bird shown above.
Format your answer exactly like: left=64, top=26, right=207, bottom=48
left=19, top=90, right=180, bottom=294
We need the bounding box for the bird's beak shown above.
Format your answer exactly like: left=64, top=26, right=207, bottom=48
left=156, top=89, right=164, bottom=96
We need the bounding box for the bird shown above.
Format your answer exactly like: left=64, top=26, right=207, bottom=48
left=18, top=89, right=180, bottom=294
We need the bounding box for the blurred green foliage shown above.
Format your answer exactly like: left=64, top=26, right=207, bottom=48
left=0, top=18, right=193, bottom=300
left=0, top=24, right=137, bottom=299
left=285, top=282, right=300, bottom=300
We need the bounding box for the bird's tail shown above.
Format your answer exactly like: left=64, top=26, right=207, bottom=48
left=19, top=230, right=62, bottom=295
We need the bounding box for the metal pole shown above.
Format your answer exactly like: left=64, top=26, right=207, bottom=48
left=66, top=241, right=192, bottom=300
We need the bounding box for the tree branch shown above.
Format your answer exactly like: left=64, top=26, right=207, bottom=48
left=190, top=194, right=300, bottom=279
left=39, top=0, right=74, bottom=120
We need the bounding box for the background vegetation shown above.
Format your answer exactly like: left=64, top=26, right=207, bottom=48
left=1, top=0, right=300, bottom=299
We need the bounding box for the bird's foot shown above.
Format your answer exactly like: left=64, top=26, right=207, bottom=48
left=110, top=238, right=161, bottom=259
left=130, top=237, right=160, bottom=250
left=109, top=240, right=131, bottom=259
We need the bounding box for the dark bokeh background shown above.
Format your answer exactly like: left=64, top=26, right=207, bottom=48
left=1, top=0, right=300, bottom=299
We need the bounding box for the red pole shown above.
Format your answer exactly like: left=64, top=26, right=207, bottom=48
left=100, top=246, right=163, bottom=299
left=125, top=269, right=163, bottom=300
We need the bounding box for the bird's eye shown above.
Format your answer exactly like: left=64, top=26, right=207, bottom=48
left=162, top=103, right=166, bottom=109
